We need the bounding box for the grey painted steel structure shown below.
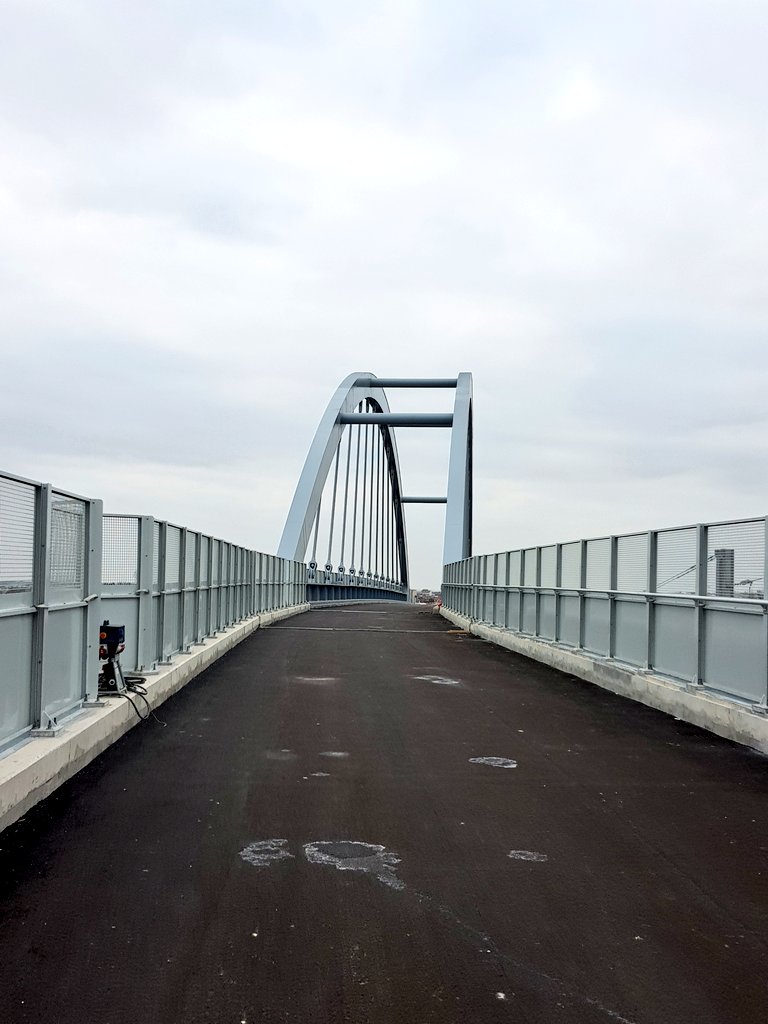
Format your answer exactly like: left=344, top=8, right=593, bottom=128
left=278, top=372, right=473, bottom=595
left=0, top=467, right=305, bottom=752
left=443, top=515, right=768, bottom=708
left=278, top=372, right=410, bottom=588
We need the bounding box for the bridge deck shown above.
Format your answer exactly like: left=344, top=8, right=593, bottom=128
left=0, top=604, right=766, bottom=1024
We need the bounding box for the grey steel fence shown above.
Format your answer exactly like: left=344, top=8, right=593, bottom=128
left=0, top=469, right=306, bottom=751
left=443, top=517, right=768, bottom=708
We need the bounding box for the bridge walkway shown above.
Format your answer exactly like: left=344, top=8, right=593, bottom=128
left=0, top=604, right=766, bottom=1024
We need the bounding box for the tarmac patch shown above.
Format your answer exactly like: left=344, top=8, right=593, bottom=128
left=469, top=756, right=518, bottom=769
left=240, top=840, right=294, bottom=867
left=264, top=750, right=297, bottom=761
left=303, top=841, right=404, bottom=890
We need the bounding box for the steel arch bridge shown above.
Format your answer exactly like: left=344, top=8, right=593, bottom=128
left=278, top=373, right=472, bottom=602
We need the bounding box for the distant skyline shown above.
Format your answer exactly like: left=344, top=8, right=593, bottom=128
left=2, top=1, right=768, bottom=588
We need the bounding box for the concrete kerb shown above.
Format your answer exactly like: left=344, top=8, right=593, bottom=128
left=441, top=608, right=768, bottom=757
left=0, top=603, right=310, bottom=834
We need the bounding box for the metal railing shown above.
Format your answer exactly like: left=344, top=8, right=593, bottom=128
left=305, top=565, right=408, bottom=602
left=0, top=469, right=306, bottom=750
left=443, top=516, right=768, bottom=708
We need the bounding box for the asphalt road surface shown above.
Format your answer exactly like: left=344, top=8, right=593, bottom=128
left=0, top=604, right=766, bottom=1024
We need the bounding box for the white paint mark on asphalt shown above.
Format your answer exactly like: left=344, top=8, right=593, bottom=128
left=414, top=675, right=461, bottom=686
left=320, top=751, right=349, bottom=758
left=496, top=992, right=507, bottom=1000
left=239, top=840, right=294, bottom=867
left=293, top=676, right=338, bottom=684
left=264, top=750, right=297, bottom=761
left=303, top=841, right=404, bottom=890
left=310, top=772, right=331, bottom=777
left=508, top=850, right=548, bottom=862
left=469, top=756, right=518, bottom=769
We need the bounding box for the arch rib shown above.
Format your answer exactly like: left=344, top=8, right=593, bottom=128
left=277, top=372, right=409, bottom=588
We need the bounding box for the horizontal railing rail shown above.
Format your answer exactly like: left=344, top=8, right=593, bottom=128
left=0, top=468, right=307, bottom=752
left=443, top=516, right=768, bottom=708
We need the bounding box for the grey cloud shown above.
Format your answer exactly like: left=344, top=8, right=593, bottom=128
left=2, top=1, right=768, bottom=585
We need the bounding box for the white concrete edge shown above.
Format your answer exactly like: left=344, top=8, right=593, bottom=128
left=441, top=608, right=768, bottom=757
left=0, top=602, right=311, bottom=834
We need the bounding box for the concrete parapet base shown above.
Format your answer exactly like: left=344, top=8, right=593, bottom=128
left=441, top=608, right=768, bottom=756
left=0, top=603, right=310, bottom=834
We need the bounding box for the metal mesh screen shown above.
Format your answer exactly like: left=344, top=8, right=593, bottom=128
left=0, top=476, right=35, bottom=593
left=586, top=538, right=611, bottom=590
left=200, top=536, right=209, bottom=584
left=706, top=520, right=764, bottom=599
left=211, top=539, right=220, bottom=583
left=561, top=542, right=581, bottom=588
left=185, top=533, right=197, bottom=585
left=102, top=516, right=139, bottom=584
left=508, top=550, right=521, bottom=584
left=153, top=522, right=160, bottom=587
left=49, top=494, right=85, bottom=588
left=523, top=548, right=537, bottom=586
left=540, top=546, right=557, bottom=587
left=616, top=533, right=648, bottom=591
left=656, top=528, right=697, bottom=595
left=166, top=526, right=181, bottom=588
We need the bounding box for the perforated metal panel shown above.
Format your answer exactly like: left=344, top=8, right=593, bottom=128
left=199, top=536, right=210, bottom=584
left=185, top=533, right=197, bottom=585
left=153, top=522, right=161, bottom=587
left=586, top=538, right=611, bottom=590
left=560, top=543, right=581, bottom=588
left=166, top=526, right=181, bottom=588
left=211, top=539, right=220, bottom=583
left=657, top=528, right=697, bottom=595
left=540, top=546, right=557, bottom=587
left=616, top=534, right=648, bottom=591
left=0, top=476, right=35, bottom=594
left=102, top=517, right=139, bottom=584
left=508, top=550, right=521, bottom=584
left=706, top=520, right=764, bottom=599
left=523, top=548, right=537, bottom=586
left=49, top=494, right=85, bottom=589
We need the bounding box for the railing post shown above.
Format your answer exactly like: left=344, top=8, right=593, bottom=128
left=694, top=524, right=708, bottom=685
left=30, top=484, right=52, bottom=731
left=193, top=532, right=203, bottom=642
left=608, top=535, right=617, bottom=658
left=517, top=551, right=524, bottom=631
left=82, top=498, right=103, bottom=703
left=763, top=518, right=768, bottom=708
left=554, top=543, right=562, bottom=641
left=179, top=528, right=188, bottom=652
left=645, top=530, right=657, bottom=670
left=135, top=517, right=155, bottom=670
left=206, top=536, right=214, bottom=636
left=157, top=522, right=171, bottom=664
left=534, top=546, right=542, bottom=637
left=577, top=540, right=587, bottom=649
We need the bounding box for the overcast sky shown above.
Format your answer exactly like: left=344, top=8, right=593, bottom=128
left=1, top=1, right=767, bottom=587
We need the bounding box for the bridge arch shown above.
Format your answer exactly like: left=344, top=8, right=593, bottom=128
left=278, top=372, right=472, bottom=600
